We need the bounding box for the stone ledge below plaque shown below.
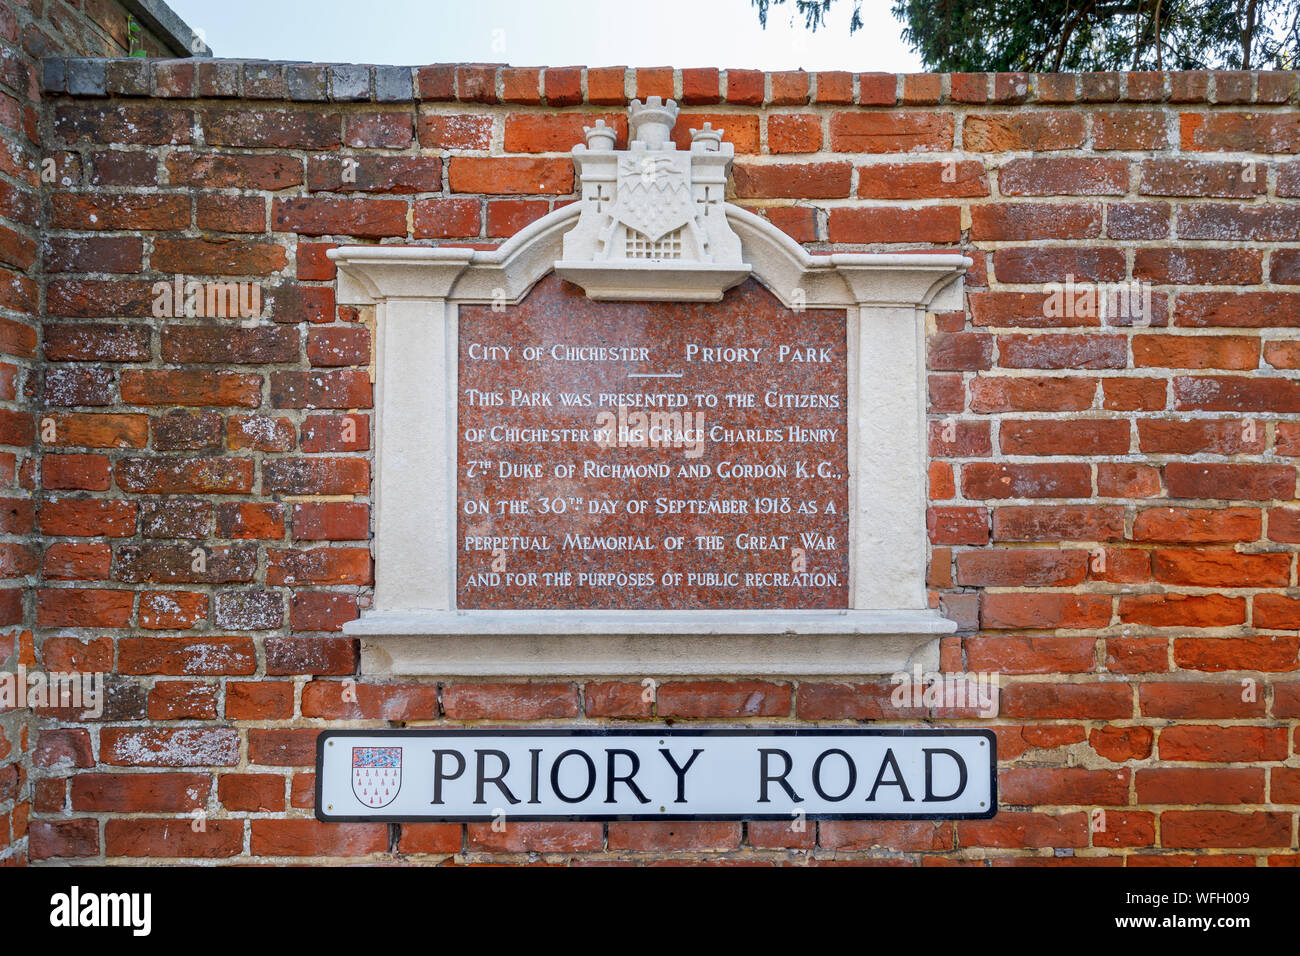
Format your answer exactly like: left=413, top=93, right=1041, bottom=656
left=349, top=610, right=954, bottom=677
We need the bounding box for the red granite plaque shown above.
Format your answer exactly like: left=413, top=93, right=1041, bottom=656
left=457, top=274, right=848, bottom=609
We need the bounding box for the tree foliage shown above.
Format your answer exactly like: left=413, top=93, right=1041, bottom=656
left=752, top=0, right=1300, bottom=70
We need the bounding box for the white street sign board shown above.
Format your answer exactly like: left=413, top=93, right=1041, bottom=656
left=317, top=729, right=997, bottom=822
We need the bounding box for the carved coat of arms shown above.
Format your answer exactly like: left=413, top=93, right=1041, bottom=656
left=611, top=155, right=693, bottom=243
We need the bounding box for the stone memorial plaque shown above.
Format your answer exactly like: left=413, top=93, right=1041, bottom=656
left=457, top=274, right=849, bottom=609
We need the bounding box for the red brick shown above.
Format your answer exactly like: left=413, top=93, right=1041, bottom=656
left=248, top=729, right=320, bottom=767
left=486, top=199, right=549, bottom=238
left=734, top=162, right=850, bottom=199
left=1133, top=334, right=1259, bottom=369
left=857, top=160, right=988, bottom=199
left=44, top=236, right=143, bottom=274
left=1136, top=768, right=1264, bottom=805
left=289, top=593, right=359, bottom=632
left=37, top=587, right=132, bottom=627
left=608, top=822, right=740, bottom=851
left=993, top=505, right=1125, bottom=541
left=1154, top=548, right=1290, bottom=588
left=657, top=680, right=790, bottom=718
left=962, top=462, right=1092, bottom=499
left=1132, top=507, right=1261, bottom=543
left=226, top=682, right=294, bottom=720
left=267, top=635, right=356, bottom=678
left=992, top=249, right=1125, bottom=284
left=964, top=112, right=1084, bottom=150
left=1173, top=635, right=1300, bottom=672
left=101, top=728, right=240, bottom=767
left=465, top=821, right=597, bottom=853
left=999, top=419, right=1130, bottom=456
left=266, top=547, right=371, bottom=586
left=767, top=113, right=821, bottom=153
left=964, top=636, right=1095, bottom=674
left=55, top=104, right=192, bottom=144
left=43, top=454, right=111, bottom=491
left=998, top=157, right=1127, bottom=195
left=584, top=681, right=652, bottom=718
left=1001, top=768, right=1129, bottom=806
left=196, top=194, right=265, bottom=233
left=1141, top=158, right=1265, bottom=197
left=148, top=680, right=219, bottom=719
left=970, top=203, right=1102, bottom=240
left=1000, top=683, right=1131, bottom=719
left=115, top=458, right=254, bottom=495
left=270, top=370, right=371, bottom=409
left=980, top=593, right=1112, bottom=630
left=262, top=458, right=368, bottom=496
left=927, top=507, right=989, bottom=545
left=166, top=151, right=303, bottom=190
left=504, top=113, right=624, bottom=153
left=219, top=773, right=285, bottom=812
left=501, top=68, right=541, bottom=105
left=958, top=812, right=1088, bottom=848
left=251, top=820, right=387, bottom=857
left=1181, top=112, right=1300, bottom=152
left=412, top=198, right=480, bottom=238
left=726, top=70, right=764, bottom=105
left=71, top=772, right=209, bottom=812
left=442, top=682, right=578, bottom=720
left=1118, top=593, right=1246, bottom=628
left=1165, top=463, right=1295, bottom=500
left=38, top=498, right=136, bottom=537
left=1158, top=725, right=1288, bottom=761
left=1093, top=110, right=1169, bottom=149
left=821, top=821, right=952, bottom=851
left=828, top=112, right=952, bottom=152
left=827, top=206, right=961, bottom=244
left=203, top=109, right=340, bottom=148
left=29, top=820, right=99, bottom=860
left=119, top=637, right=257, bottom=676
left=273, top=197, right=407, bottom=238
left=763, top=205, right=817, bottom=243
left=955, top=549, right=1086, bottom=587
left=671, top=113, right=760, bottom=153
left=121, top=369, right=261, bottom=407
left=680, top=68, right=719, bottom=105
left=293, top=502, right=368, bottom=540
left=1162, top=811, right=1291, bottom=848
left=586, top=67, right=628, bottom=106
left=1089, top=726, right=1154, bottom=761
left=42, top=541, right=109, bottom=580
left=302, top=681, right=439, bottom=720
left=448, top=157, right=573, bottom=195
left=308, top=155, right=439, bottom=193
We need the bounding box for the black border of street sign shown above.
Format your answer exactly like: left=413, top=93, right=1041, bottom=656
left=315, top=727, right=999, bottom=823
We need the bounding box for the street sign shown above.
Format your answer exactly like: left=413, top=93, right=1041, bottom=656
left=316, top=728, right=997, bottom=822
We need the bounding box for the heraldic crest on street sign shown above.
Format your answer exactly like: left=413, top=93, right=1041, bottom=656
left=554, top=96, right=752, bottom=300
left=352, top=746, right=402, bottom=809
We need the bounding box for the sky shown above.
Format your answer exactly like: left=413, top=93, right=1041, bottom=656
left=165, top=0, right=923, bottom=72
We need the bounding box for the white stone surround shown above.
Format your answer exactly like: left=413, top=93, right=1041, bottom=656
left=329, top=100, right=970, bottom=678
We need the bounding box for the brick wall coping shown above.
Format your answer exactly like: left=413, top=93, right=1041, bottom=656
left=39, top=57, right=1299, bottom=107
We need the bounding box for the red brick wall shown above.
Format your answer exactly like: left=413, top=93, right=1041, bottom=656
left=0, top=0, right=179, bottom=868
left=22, top=61, right=1300, bottom=864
